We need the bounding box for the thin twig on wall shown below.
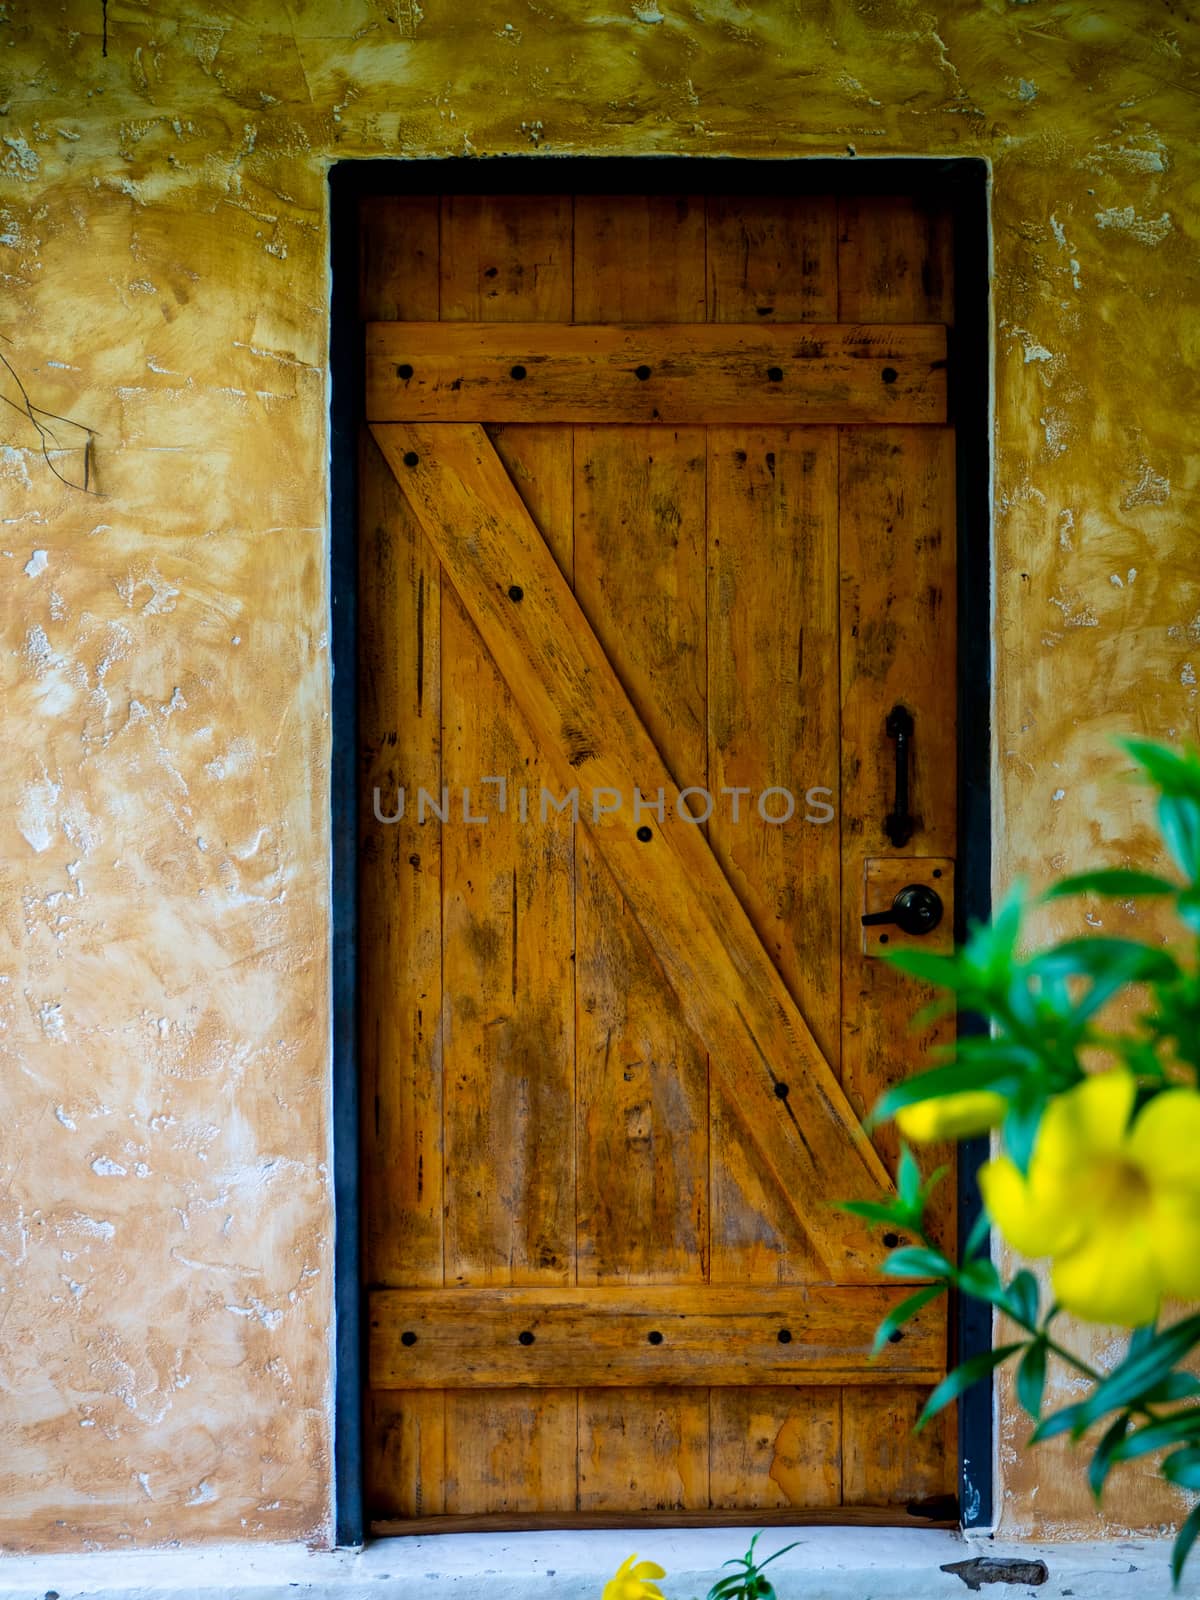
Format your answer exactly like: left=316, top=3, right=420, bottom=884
left=0, top=342, right=98, bottom=494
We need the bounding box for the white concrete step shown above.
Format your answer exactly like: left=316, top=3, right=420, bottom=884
left=0, top=1529, right=1193, bottom=1600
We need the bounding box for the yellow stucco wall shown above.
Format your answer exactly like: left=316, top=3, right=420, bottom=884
left=1, top=0, right=1196, bottom=1553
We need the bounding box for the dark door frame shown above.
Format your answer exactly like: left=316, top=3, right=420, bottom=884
left=328, top=155, right=993, bottom=1546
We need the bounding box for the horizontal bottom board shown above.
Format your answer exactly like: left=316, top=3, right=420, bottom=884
left=370, top=1502, right=959, bottom=1536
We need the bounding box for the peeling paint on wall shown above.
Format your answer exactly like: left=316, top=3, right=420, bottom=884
left=0, top=0, right=1198, bottom=1555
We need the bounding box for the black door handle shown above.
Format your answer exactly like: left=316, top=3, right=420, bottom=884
left=861, top=883, right=944, bottom=937
left=884, top=704, right=914, bottom=847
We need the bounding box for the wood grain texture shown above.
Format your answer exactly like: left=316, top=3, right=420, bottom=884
left=366, top=1390, right=446, bottom=1519
left=574, top=194, right=707, bottom=321
left=363, top=191, right=960, bottom=1526
left=836, top=196, right=955, bottom=326
left=438, top=424, right=576, bottom=1290
left=838, top=424, right=958, bottom=1238
left=438, top=588, right=576, bottom=1287
left=359, top=194, right=440, bottom=322
left=444, top=1389, right=577, bottom=1514
left=836, top=199, right=958, bottom=1511
left=841, top=1385, right=952, bottom=1506
left=432, top=197, right=581, bottom=1507
left=579, top=1388, right=709, bottom=1511
left=706, top=427, right=841, bottom=1290
left=569, top=194, right=715, bottom=1507
left=440, top=194, right=573, bottom=322
left=369, top=1285, right=948, bottom=1388
left=371, top=1505, right=959, bottom=1535
left=359, top=430, right=444, bottom=1287
left=707, top=196, right=839, bottom=322
left=573, top=424, right=710, bottom=1287
left=709, top=1388, right=841, bottom=1509
left=358, top=195, right=447, bottom=1528
left=366, top=321, right=948, bottom=425
left=371, top=420, right=893, bottom=1280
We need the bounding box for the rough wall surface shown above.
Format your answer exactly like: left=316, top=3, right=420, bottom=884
left=0, top=0, right=1196, bottom=1554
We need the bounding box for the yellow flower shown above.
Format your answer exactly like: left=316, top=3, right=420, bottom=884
left=980, top=1072, right=1200, bottom=1326
left=896, top=1090, right=1007, bottom=1142
left=602, top=1554, right=667, bottom=1600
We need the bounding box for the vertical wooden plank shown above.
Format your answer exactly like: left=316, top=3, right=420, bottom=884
left=709, top=1389, right=841, bottom=1510
left=838, top=196, right=958, bottom=1509
left=445, top=1390, right=577, bottom=1514
left=359, top=193, right=446, bottom=1531
left=436, top=195, right=579, bottom=1511
left=573, top=426, right=709, bottom=1288
left=836, top=195, right=954, bottom=325
left=572, top=200, right=712, bottom=1503
left=438, top=593, right=576, bottom=1286
left=706, top=427, right=840, bottom=1289
left=574, top=427, right=707, bottom=785
left=838, top=426, right=958, bottom=1231
left=841, top=1386, right=948, bottom=1506
left=441, top=194, right=573, bottom=322
left=573, top=195, right=706, bottom=321
left=706, top=196, right=839, bottom=322
left=707, top=428, right=841, bottom=1058
left=366, top=1390, right=446, bottom=1519
left=702, top=198, right=846, bottom=1516
left=359, top=433, right=444, bottom=1287
left=578, top=1389, right=709, bottom=1512
left=359, top=194, right=441, bottom=322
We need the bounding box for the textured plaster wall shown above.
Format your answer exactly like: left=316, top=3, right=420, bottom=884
left=0, top=0, right=1197, bottom=1555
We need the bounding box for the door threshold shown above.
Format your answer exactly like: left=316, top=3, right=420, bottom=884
left=0, top=1531, right=1191, bottom=1599
left=370, top=1503, right=959, bottom=1536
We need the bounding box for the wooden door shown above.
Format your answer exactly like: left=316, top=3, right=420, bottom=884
left=357, top=190, right=959, bottom=1531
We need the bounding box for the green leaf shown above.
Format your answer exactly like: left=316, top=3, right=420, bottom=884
left=1121, top=738, right=1200, bottom=800
left=836, top=1199, right=913, bottom=1228
left=1045, top=869, right=1179, bottom=900
left=1088, top=1412, right=1131, bottom=1502
left=1159, top=795, right=1200, bottom=881
left=1109, top=1410, right=1200, bottom=1465
left=872, top=1285, right=946, bottom=1358
left=897, top=1142, right=922, bottom=1210
left=915, top=1344, right=1026, bottom=1431
left=706, top=1579, right=745, bottom=1600
left=1029, top=937, right=1179, bottom=989
left=882, top=1246, right=954, bottom=1281
left=962, top=1208, right=991, bottom=1262
left=1006, top=1270, right=1040, bottom=1329
left=755, top=1542, right=801, bottom=1570
left=957, top=1257, right=1004, bottom=1301
left=1016, top=1338, right=1047, bottom=1419
left=881, top=947, right=965, bottom=988
left=920, top=1163, right=951, bottom=1205
left=1128, top=1322, right=1158, bottom=1359
left=1177, top=888, right=1200, bottom=933
left=1145, top=1374, right=1200, bottom=1403
left=1172, top=1502, right=1200, bottom=1589
left=1071, top=1314, right=1200, bottom=1434
left=1030, top=1401, right=1089, bottom=1444
left=870, top=1057, right=1029, bottom=1128
left=1002, top=1091, right=1047, bottom=1175
left=1163, top=1446, right=1200, bottom=1491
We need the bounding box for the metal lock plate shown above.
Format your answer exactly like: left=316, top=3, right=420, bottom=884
left=861, top=857, right=955, bottom=957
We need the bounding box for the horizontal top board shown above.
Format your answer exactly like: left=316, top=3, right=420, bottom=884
left=366, top=321, right=947, bottom=425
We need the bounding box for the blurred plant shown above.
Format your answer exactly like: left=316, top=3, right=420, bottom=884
left=841, top=739, right=1200, bottom=1586
left=704, top=1533, right=800, bottom=1600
